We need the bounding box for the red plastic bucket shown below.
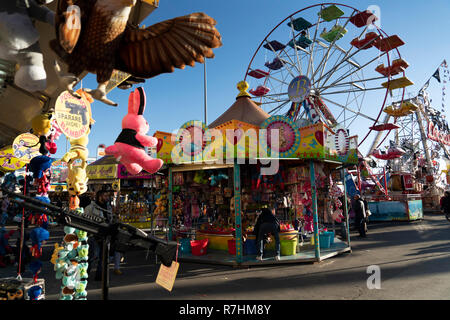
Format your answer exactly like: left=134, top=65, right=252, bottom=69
left=227, top=239, right=236, bottom=255
left=191, top=239, right=209, bottom=256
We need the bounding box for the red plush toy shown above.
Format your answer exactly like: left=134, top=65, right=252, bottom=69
left=106, top=87, right=163, bottom=175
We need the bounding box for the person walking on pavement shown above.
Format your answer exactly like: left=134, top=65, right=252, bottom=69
left=353, top=194, right=367, bottom=237
left=254, top=207, right=281, bottom=261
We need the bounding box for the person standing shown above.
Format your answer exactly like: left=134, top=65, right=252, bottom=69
left=254, top=207, right=281, bottom=261
left=441, top=191, right=450, bottom=215
left=84, top=191, right=123, bottom=279
left=353, top=194, right=367, bottom=237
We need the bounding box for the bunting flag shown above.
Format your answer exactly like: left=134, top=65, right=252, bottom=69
left=441, top=59, right=449, bottom=113
left=433, top=69, right=441, bottom=83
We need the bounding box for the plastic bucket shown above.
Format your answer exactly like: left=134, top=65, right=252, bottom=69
left=280, top=239, right=297, bottom=256
left=244, top=239, right=258, bottom=255
left=319, top=233, right=331, bottom=249
left=191, top=239, right=209, bottom=256
left=179, top=238, right=191, bottom=254
left=324, top=231, right=335, bottom=245
left=227, top=239, right=236, bottom=255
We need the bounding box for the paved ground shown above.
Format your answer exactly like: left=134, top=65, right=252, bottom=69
left=1, top=213, right=450, bottom=300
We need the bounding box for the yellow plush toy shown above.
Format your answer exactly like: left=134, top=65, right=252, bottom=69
left=50, top=243, right=64, bottom=265
left=31, top=113, right=53, bottom=137
left=62, top=135, right=89, bottom=169
left=67, top=163, right=88, bottom=210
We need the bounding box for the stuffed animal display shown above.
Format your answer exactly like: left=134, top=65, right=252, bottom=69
left=0, top=0, right=55, bottom=92
left=53, top=222, right=89, bottom=300
left=106, top=87, right=163, bottom=175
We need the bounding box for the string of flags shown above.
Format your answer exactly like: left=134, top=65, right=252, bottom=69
left=430, top=60, right=449, bottom=113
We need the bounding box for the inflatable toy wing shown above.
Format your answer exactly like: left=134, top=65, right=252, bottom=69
left=116, top=12, right=222, bottom=79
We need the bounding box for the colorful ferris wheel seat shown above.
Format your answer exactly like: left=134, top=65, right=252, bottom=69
left=375, top=58, right=410, bottom=77
left=319, top=5, right=345, bottom=22
left=369, top=123, right=401, bottom=131
left=383, top=101, right=417, bottom=117
left=263, top=40, right=286, bottom=52
left=249, top=85, right=270, bottom=97
left=372, top=147, right=405, bottom=160
left=287, top=17, right=313, bottom=31
left=350, top=32, right=380, bottom=49
left=248, top=69, right=269, bottom=79
left=288, top=35, right=313, bottom=49
left=381, top=77, right=414, bottom=90
left=320, top=25, right=348, bottom=43
left=373, top=35, right=405, bottom=52
left=349, top=10, right=379, bottom=28
left=265, top=58, right=284, bottom=71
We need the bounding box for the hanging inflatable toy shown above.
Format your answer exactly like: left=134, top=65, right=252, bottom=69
left=106, top=87, right=163, bottom=175
left=51, top=6, right=222, bottom=106
left=0, top=0, right=56, bottom=92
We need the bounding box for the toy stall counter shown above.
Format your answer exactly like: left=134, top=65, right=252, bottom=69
left=0, top=277, right=45, bottom=300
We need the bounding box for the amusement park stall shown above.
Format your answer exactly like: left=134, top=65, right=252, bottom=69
left=86, top=155, right=164, bottom=231
left=154, top=83, right=358, bottom=266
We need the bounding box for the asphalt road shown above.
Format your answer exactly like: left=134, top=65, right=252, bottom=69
left=1, top=213, right=450, bottom=300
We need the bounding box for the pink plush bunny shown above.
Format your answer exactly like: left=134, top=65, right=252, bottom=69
left=105, top=87, right=163, bottom=175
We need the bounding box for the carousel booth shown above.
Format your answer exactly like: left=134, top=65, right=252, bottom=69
left=365, top=172, right=423, bottom=222
left=86, top=155, right=165, bottom=232
left=155, top=84, right=358, bottom=266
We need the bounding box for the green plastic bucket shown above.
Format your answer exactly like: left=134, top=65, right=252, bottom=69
left=280, top=239, right=297, bottom=256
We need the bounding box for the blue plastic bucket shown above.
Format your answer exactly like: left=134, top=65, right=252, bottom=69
left=319, top=233, right=331, bottom=249
left=324, top=231, right=335, bottom=245
left=179, top=238, right=191, bottom=254
left=244, top=239, right=258, bottom=255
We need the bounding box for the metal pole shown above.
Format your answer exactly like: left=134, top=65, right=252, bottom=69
left=233, top=163, right=243, bottom=264
left=341, top=167, right=351, bottom=249
left=168, top=167, right=173, bottom=241
left=101, top=236, right=110, bottom=300
left=310, top=161, right=320, bottom=260
left=204, top=61, right=207, bottom=124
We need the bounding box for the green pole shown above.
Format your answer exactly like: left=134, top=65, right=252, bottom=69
left=310, top=160, right=320, bottom=260
left=233, top=163, right=243, bottom=264
left=168, top=167, right=173, bottom=241
left=341, top=167, right=351, bottom=249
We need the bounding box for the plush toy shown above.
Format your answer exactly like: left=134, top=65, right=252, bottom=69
left=105, top=87, right=163, bottom=175
left=29, top=260, right=42, bottom=282
left=62, top=135, right=89, bottom=169
left=209, top=172, right=228, bottom=186
left=30, top=112, right=57, bottom=155
left=30, top=227, right=49, bottom=258
left=0, top=0, right=55, bottom=92
left=66, top=164, right=88, bottom=210
left=27, top=285, right=43, bottom=300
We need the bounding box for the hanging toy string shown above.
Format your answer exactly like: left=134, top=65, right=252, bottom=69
left=17, top=164, right=28, bottom=280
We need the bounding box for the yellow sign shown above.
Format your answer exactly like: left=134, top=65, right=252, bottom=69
left=55, top=91, right=91, bottom=139
left=0, top=146, right=26, bottom=171
left=12, top=133, right=41, bottom=163
left=155, top=261, right=179, bottom=292
left=86, top=164, right=117, bottom=179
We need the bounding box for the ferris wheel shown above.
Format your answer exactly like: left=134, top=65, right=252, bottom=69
left=244, top=3, right=412, bottom=150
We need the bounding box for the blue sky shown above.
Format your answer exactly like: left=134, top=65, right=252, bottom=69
left=55, top=0, right=450, bottom=159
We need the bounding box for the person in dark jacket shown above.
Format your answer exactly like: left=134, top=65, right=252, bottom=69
left=353, top=194, right=367, bottom=237
left=441, top=191, right=450, bottom=214
left=254, top=207, right=281, bottom=261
